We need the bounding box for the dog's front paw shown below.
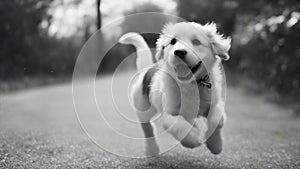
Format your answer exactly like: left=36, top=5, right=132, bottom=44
left=145, top=138, right=160, bottom=157
left=180, top=127, right=201, bottom=148
left=206, top=128, right=223, bottom=154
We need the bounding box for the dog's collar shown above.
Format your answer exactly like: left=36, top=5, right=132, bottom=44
left=189, top=61, right=211, bottom=88
left=196, top=75, right=211, bottom=88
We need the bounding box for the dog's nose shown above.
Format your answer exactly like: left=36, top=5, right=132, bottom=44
left=174, top=50, right=187, bottom=59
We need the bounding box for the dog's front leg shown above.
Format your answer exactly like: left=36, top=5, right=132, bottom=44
left=163, top=114, right=201, bottom=148
left=205, top=103, right=226, bottom=154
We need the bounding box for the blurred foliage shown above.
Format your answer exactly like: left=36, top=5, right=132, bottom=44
left=122, top=2, right=167, bottom=48
left=1, top=0, right=300, bottom=100
left=0, top=0, right=80, bottom=80
left=176, top=0, right=237, bottom=36
left=232, top=11, right=300, bottom=98
left=99, top=2, right=166, bottom=73
left=176, top=0, right=300, bottom=99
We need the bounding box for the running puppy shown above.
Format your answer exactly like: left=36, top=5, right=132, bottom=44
left=119, top=22, right=231, bottom=156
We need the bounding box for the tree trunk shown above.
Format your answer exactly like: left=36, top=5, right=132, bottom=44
left=97, top=0, right=102, bottom=29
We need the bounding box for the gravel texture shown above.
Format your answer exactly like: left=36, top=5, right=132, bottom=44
left=0, top=72, right=299, bottom=168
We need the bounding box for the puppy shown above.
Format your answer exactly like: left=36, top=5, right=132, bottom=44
left=119, top=22, right=231, bottom=156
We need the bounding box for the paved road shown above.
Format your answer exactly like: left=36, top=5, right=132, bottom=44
left=0, top=72, right=299, bottom=168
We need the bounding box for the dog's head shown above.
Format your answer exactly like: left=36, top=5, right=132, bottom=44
left=155, top=22, right=231, bottom=82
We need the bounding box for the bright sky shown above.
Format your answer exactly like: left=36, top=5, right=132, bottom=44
left=46, top=0, right=177, bottom=38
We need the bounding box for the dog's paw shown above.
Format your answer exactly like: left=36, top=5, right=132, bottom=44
left=206, top=128, right=223, bottom=154
left=145, top=138, right=160, bottom=157
left=180, top=127, right=201, bottom=148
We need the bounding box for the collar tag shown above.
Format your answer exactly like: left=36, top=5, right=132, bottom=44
left=196, top=75, right=211, bottom=88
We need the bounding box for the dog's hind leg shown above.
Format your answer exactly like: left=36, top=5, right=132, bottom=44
left=140, top=120, right=159, bottom=156
left=132, top=86, right=159, bottom=156
left=138, top=108, right=160, bottom=156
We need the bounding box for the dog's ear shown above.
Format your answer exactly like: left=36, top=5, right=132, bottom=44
left=162, top=22, right=176, bottom=34
left=155, top=33, right=171, bottom=61
left=155, top=36, right=165, bottom=61
left=201, top=22, right=231, bottom=61
left=211, top=35, right=231, bottom=61
left=155, top=45, right=164, bottom=61
left=154, top=22, right=176, bottom=61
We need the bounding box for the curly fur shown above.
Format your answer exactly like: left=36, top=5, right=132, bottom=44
left=119, top=21, right=231, bottom=156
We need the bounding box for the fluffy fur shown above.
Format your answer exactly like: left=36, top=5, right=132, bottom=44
left=119, top=22, right=231, bottom=156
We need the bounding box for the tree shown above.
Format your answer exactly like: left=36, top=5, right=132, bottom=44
left=114, top=2, right=170, bottom=70
left=230, top=0, right=300, bottom=98
left=176, top=0, right=300, bottom=99
left=0, top=0, right=52, bottom=78
left=96, top=0, right=102, bottom=29
left=0, top=0, right=81, bottom=79
left=176, top=0, right=238, bottom=36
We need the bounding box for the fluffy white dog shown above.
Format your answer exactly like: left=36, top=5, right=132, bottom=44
left=119, top=22, right=231, bottom=156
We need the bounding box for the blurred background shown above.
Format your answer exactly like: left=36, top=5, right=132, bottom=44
left=1, top=0, right=299, bottom=107
left=1, top=1, right=300, bottom=167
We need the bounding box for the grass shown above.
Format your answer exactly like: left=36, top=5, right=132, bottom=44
left=0, top=75, right=71, bottom=94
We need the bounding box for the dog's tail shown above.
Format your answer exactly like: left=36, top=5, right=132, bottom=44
left=119, top=32, right=153, bottom=70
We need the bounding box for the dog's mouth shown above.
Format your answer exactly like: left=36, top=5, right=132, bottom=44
left=175, top=61, right=202, bottom=82
left=189, top=61, right=202, bottom=74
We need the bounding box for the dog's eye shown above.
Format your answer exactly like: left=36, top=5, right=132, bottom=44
left=170, top=38, right=177, bottom=45
left=192, top=39, right=201, bottom=46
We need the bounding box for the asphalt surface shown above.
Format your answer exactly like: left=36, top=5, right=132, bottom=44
left=0, top=72, right=299, bottom=168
